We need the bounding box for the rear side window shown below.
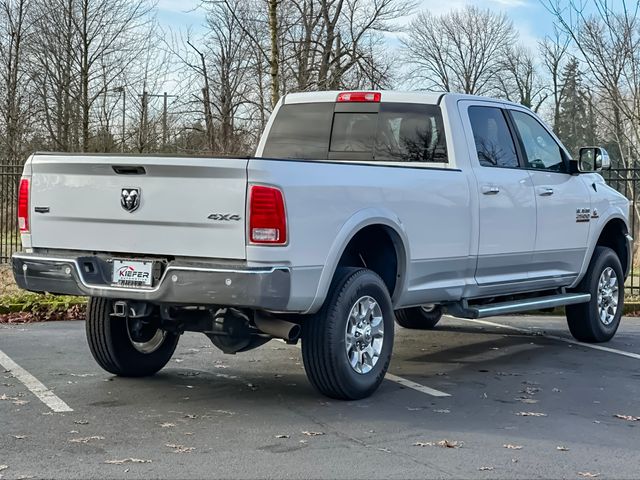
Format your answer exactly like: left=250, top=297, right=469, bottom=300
left=468, top=106, right=519, bottom=168
left=263, top=101, right=448, bottom=163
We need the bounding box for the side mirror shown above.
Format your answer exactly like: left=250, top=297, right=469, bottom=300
left=578, top=147, right=611, bottom=172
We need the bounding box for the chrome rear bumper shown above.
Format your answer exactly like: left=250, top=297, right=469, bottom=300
left=12, top=252, right=290, bottom=310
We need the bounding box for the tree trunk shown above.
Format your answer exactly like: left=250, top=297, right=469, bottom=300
left=268, top=0, right=279, bottom=108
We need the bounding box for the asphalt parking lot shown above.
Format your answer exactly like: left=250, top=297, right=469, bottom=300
left=0, top=315, right=639, bottom=479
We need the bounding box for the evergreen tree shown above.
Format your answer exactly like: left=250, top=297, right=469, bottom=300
left=556, top=58, right=596, bottom=157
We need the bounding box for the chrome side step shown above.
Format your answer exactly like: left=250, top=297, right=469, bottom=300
left=447, top=293, right=591, bottom=319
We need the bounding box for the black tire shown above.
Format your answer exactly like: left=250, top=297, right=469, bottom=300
left=566, top=246, right=624, bottom=343
left=301, top=268, right=394, bottom=400
left=395, top=305, right=443, bottom=329
left=86, top=297, right=179, bottom=377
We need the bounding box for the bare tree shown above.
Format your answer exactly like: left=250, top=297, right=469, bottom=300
left=540, top=26, right=570, bottom=129
left=31, top=0, right=154, bottom=152
left=496, top=46, right=549, bottom=112
left=402, top=5, right=517, bottom=95
left=0, top=0, right=34, bottom=164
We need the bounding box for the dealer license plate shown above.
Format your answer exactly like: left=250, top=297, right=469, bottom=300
left=112, top=259, right=154, bottom=287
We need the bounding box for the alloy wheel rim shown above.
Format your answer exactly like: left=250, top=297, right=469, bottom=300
left=345, top=296, right=384, bottom=374
left=126, top=317, right=166, bottom=354
left=597, top=266, right=619, bottom=326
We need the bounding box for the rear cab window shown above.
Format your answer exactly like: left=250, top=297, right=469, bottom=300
left=262, top=100, right=448, bottom=165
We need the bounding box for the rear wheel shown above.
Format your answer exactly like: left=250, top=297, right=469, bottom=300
left=566, top=246, right=624, bottom=343
left=86, top=297, right=179, bottom=377
left=301, top=268, right=394, bottom=400
left=395, top=304, right=443, bottom=329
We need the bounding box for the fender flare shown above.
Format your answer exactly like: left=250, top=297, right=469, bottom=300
left=572, top=208, right=630, bottom=286
left=304, top=208, right=411, bottom=314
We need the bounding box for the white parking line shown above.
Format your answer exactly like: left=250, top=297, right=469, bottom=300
left=454, top=317, right=640, bottom=361
left=385, top=373, right=451, bottom=397
left=290, top=342, right=450, bottom=397
left=0, top=348, right=73, bottom=412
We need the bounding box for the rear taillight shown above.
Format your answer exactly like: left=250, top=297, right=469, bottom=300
left=249, top=185, right=287, bottom=244
left=336, top=91, right=381, bottom=102
left=18, top=178, right=30, bottom=233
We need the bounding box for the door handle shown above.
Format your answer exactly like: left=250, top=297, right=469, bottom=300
left=481, top=185, right=500, bottom=195
left=537, top=187, right=554, bottom=196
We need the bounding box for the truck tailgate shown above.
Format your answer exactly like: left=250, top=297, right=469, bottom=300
left=28, top=154, right=248, bottom=259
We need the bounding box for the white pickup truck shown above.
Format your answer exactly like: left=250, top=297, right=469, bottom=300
left=13, top=91, right=632, bottom=399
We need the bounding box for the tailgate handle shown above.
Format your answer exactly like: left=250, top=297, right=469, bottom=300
left=112, top=165, right=146, bottom=175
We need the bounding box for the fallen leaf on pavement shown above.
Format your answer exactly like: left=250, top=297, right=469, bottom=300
left=578, top=472, right=600, bottom=478
left=414, top=440, right=462, bottom=448
left=479, top=466, right=494, bottom=471
left=105, top=458, right=152, bottom=465
left=302, top=431, right=324, bottom=436
left=614, top=414, right=639, bottom=422
left=521, top=387, right=541, bottom=395
left=504, top=444, right=523, bottom=450
left=275, top=434, right=289, bottom=439
left=69, top=436, right=105, bottom=444
left=183, top=414, right=198, bottom=419
left=557, top=446, right=569, bottom=451
left=11, top=435, right=27, bottom=439
left=516, top=412, right=547, bottom=417
left=438, top=439, right=462, bottom=448
left=166, top=443, right=195, bottom=453
left=73, top=420, right=89, bottom=425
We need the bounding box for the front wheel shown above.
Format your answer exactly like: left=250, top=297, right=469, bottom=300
left=566, top=246, right=624, bottom=343
left=86, top=297, right=180, bottom=377
left=301, top=268, right=394, bottom=400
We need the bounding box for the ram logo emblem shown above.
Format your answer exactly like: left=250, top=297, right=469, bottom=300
left=121, top=188, right=141, bottom=213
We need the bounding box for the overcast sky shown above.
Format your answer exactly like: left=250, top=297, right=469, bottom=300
left=155, top=0, right=559, bottom=52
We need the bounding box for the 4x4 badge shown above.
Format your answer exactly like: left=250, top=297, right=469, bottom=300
left=121, top=188, right=141, bottom=213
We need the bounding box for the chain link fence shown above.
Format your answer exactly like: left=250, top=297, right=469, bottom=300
left=0, top=163, right=638, bottom=295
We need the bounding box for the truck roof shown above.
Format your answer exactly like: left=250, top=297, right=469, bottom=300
left=283, top=90, right=524, bottom=109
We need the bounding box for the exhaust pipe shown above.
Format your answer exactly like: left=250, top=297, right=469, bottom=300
left=254, top=313, right=301, bottom=343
